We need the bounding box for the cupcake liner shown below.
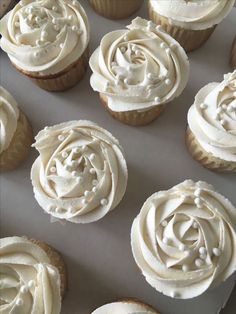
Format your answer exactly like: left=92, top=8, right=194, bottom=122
left=13, top=46, right=89, bottom=92
left=230, top=36, right=236, bottom=70
left=185, top=127, right=236, bottom=172
left=0, top=110, right=33, bottom=172
left=29, top=238, right=67, bottom=298
left=148, top=3, right=216, bottom=52
left=100, top=93, right=165, bottom=126
left=89, top=0, right=143, bottom=19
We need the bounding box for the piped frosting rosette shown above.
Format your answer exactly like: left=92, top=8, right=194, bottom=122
left=0, top=237, right=61, bottom=314
left=149, top=0, right=235, bottom=30
left=91, top=300, right=158, bottom=314
left=31, top=120, right=128, bottom=224
left=131, top=180, right=236, bottom=299
left=0, top=0, right=90, bottom=75
left=90, top=17, right=189, bottom=112
left=188, top=70, right=236, bottom=163
left=0, top=86, right=19, bottom=154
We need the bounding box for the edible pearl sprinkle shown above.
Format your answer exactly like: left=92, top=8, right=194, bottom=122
left=120, top=47, right=126, bottom=53
left=92, top=187, right=97, bottom=192
left=200, top=103, right=207, bottom=109
left=194, top=197, right=202, bottom=208
left=193, top=222, right=198, bottom=229
left=161, top=220, right=168, bottom=227
left=165, top=48, right=171, bottom=54
left=52, top=6, right=58, bottom=11
left=41, top=31, right=48, bottom=38
left=179, top=244, right=186, bottom=252
left=58, top=135, right=65, bottom=141
left=90, top=154, right=96, bottom=161
left=154, top=97, right=160, bottom=103
left=28, top=280, right=35, bottom=288
left=165, top=79, right=171, bottom=85
left=220, top=119, right=226, bottom=126
left=50, top=167, right=56, bottom=173
left=100, top=198, right=108, bottom=206
left=194, top=189, right=202, bottom=197
left=60, top=43, right=64, bottom=49
left=76, top=177, right=82, bottom=184
left=213, top=248, right=221, bottom=256
left=182, top=264, right=189, bottom=272
left=20, top=285, right=28, bottom=293
left=160, top=42, right=166, bottom=49
left=195, top=259, right=204, bottom=268
left=62, top=152, right=68, bottom=158
left=82, top=199, right=88, bottom=205
left=199, top=247, right=207, bottom=255
left=90, top=168, right=96, bottom=174
left=16, top=299, right=23, bottom=306
left=84, top=191, right=90, bottom=197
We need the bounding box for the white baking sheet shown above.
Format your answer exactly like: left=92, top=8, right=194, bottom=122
left=0, top=1, right=236, bottom=314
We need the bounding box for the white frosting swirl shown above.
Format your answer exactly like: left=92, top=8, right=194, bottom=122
left=31, top=120, right=128, bottom=224
left=188, top=70, right=236, bottom=163
left=0, top=236, right=61, bottom=314
left=0, top=0, right=90, bottom=75
left=0, top=86, right=19, bottom=154
left=89, top=17, right=189, bottom=112
left=91, top=301, right=157, bottom=314
left=131, top=180, right=236, bottom=299
left=149, top=0, right=235, bottom=30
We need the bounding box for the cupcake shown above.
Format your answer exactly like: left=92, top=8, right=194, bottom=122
left=0, top=0, right=90, bottom=92
left=0, top=236, right=67, bottom=312
left=31, top=120, right=128, bottom=224
left=0, top=86, right=33, bottom=172
left=91, top=299, right=160, bottom=313
left=0, top=0, right=17, bottom=18
left=89, top=0, right=143, bottom=20
left=89, top=17, right=189, bottom=126
left=230, top=36, right=236, bottom=70
left=186, top=71, right=236, bottom=172
left=148, top=0, right=235, bottom=52
left=131, top=180, right=236, bottom=299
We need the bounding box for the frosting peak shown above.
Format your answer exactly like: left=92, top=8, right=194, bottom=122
left=131, top=180, right=236, bottom=299
left=0, top=0, right=90, bottom=75
left=31, top=120, right=128, bottom=223
left=0, top=86, right=19, bottom=154
left=90, top=17, right=189, bottom=112
left=0, top=236, right=61, bottom=314
left=188, top=70, right=236, bottom=163
left=149, top=0, right=235, bottom=30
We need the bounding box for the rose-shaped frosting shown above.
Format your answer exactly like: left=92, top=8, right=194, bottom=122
left=0, top=236, right=61, bottom=314
left=89, top=17, right=189, bottom=113
left=149, top=0, right=235, bottom=30
left=31, top=120, right=128, bottom=224
left=0, top=86, right=19, bottom=154
left=188, top=70, right=236, bottom=163
left=131, top=180, right=236, bottom=299
left=0, top=0, right=90, bottom=75
left=91, top=301, right=158, bottom=314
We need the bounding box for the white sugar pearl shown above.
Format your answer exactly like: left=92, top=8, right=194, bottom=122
left=28, top=280, right=35, bottom=288
left=165, top=48, right=171, bottom=54
left=72, top=25, right=78, bottom=31
left=34, top=52, right=39, bottom=58
left=62, top=152, right=68, bottom=158
left=216, top=107, right=222, bottom=114
left=195, top=258, right=204, bottom=268
left=60, top=43, right=64, bottom=49
left=192, top=222, right=198, bottom=229
left=182, top=264, right=189, bottom=272
left=212, top=248, right=221, bottom=257
left=194, top=188, right=202, bottom=197
left=84, top=191, right=90, bottom=197
left=82, top=199, right=88, bottom=205
left=179, top=244, right=186, bottom=252
left=36, top=39, right=41, bottom=46
left=160, top=42, right=166, bottom=49
left=161, top=220, right=168, bottom=227
left=50, top=167, right=56, bottom=173
left=52, top=6, right=58, bottom=11
left=165, top=79, right=171, bottom=85
left=200, top=103, right=207, bottom=109
left=120, top=47, right=126, bottom=53
left=58, top=135, right=65, bottom=141
left=100, top=198, right=108, bottom=206
left=41, top=31, right=48, bottom=38
left=68, top=15, right=73, bottom=21
left=20, top=285, right=28, bottom=293
left=220, top=119, right=226, bottom=126
left=154, top=96, right=160, bottom=103
left=170, top=291, right=177, bottom=298
left=199, top=247, right=207, bottom=255
left=90, top=168, right=96, bottom=174
left=89, top=154, right=96, bottom=161
left=73, top=0, right=78, bottom=5
left=92, top=187, right=97, bottom=193
left=54, top=25, right=60, bottom=31
left=92, top=180, right=98, bottom=186
left=222, top=104, right=227, bottom=110
left=147, top=73, right=153, bottom=80
left=76, top=177, right=83, bottom=184
left=16, top=298, right=23, bottom=306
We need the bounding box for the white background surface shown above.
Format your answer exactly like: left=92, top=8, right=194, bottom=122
left=0, top=1, right=236, bottom=314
